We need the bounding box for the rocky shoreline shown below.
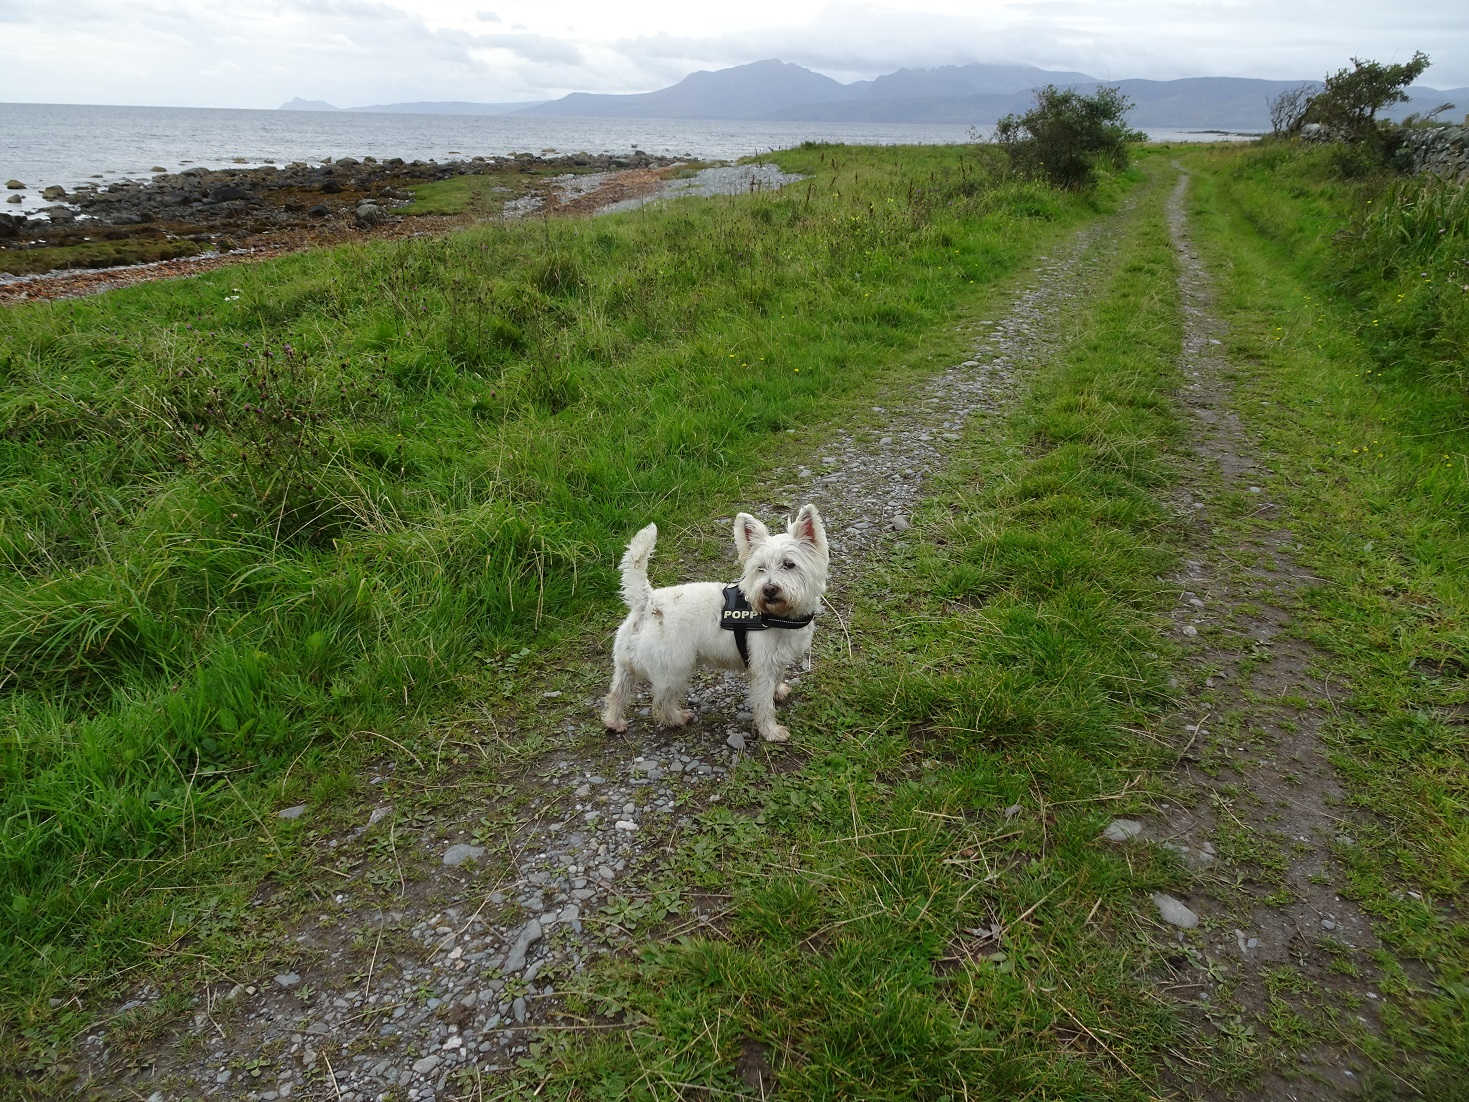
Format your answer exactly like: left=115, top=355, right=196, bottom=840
left=0, top=150, right=679, bottom=282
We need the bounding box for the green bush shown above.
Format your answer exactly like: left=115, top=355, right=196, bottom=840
left=994, top=85, right=1144, bottom=189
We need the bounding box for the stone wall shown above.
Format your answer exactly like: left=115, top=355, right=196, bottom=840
left=1394, top=125, right=1469, bottom=181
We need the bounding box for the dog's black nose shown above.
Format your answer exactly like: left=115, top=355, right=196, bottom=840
left=763, top=583, right=781, bottom=600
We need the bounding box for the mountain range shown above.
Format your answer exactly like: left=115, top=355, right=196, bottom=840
left=283, top=59, right=1467, bottom=132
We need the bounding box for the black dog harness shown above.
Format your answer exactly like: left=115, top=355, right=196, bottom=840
left=720, top=584, right=815, bottom=667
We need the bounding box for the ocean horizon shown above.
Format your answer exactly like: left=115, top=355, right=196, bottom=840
left=1, top=102, right=1256, bottom=214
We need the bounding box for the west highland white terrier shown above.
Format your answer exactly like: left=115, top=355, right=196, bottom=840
left=601, top=505, right=829, bottom=743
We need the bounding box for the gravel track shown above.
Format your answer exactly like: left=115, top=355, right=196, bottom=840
left=75, top=198, right=1131, bottom=1101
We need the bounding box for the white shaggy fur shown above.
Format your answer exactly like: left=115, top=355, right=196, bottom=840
left=601, top=505, right=829, bottom=743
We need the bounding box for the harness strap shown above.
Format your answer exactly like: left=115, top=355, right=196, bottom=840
left=721, top=584, right=815, bottom=668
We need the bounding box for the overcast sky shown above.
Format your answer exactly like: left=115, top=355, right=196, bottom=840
left=2, top=0, right=1465, bottom=108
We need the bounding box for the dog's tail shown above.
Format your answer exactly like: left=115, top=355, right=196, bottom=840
left=618, top=523, right=657, bottom=612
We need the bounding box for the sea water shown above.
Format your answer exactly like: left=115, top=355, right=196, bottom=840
left=0, top=101, right=1254, bottom=213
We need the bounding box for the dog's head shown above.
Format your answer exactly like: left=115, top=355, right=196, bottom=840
left=733, top=504, right=829, bottom=616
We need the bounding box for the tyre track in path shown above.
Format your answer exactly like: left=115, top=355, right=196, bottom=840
left=1140, top=166, right=1390, bottom=1101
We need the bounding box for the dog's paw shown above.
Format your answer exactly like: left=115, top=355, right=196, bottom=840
left=656, top=707, right=694, bottom=727
left=602, top=716, right=628, bottom=733
left=759, top=724, right=790, bottom=743
left=773, top=681, right=792, bottom=704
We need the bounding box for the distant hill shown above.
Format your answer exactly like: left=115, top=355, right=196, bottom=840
left=283, top=62, right=1466, bottom=131
left=850, top=63, right=1097, bottom=100
left=519, top=59, right=853, bottom=119
left=279, top=98, right=339, bottom=111
left=518, top=58, right=1465, bottom=132
left=277, top=98, right=545, bottom=115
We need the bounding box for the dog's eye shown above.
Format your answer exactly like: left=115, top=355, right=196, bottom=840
left=782, top=559, right=795, bottom=571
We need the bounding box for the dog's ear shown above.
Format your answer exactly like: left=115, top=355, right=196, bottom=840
left=789, top=504, right=828, bottom=557
left=733, top=513, right=770, bottom=562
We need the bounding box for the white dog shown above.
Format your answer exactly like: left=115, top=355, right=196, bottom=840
left=601, top=505, right=829, bottom=743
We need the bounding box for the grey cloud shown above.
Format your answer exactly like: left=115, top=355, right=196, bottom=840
left=613, top=2, right=1469, bottom=89
left=4, top=0, right=1466, bottom=107
left=470, top=33, right=584, bottom=66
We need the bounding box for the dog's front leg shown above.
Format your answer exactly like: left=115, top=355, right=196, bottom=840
left=748, top=663, right=790, bottom=743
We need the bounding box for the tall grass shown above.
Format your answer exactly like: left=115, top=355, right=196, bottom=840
left=0, top=145, right=1112, bottom=1032
left=1202, top=140, right=1469, bottom=395
left=1339, top=171, right=1469, bottom=385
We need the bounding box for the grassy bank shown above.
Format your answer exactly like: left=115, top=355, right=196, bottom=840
left=0, top=145, right=1120, bottom=1066
left=506, top=156, right=1202, bottom=1099
left=1181, top=142, right=1467, bottom=1093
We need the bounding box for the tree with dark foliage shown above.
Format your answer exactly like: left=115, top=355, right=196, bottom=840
left=1303, top=52, right=1432, bottom=146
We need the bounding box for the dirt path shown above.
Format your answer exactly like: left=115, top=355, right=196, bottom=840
left=70, top=193, right=1135, bottom=1101
left=1141, top=166, right=1390, bottom=1099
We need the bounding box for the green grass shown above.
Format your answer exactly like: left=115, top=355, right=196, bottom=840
left=398, top=172, right=533, bottom=217
left=1180, top=141, right=1468, bottom=1095
left=504, top=155, right=1208, bottom=1099
left=0, top=236, right=227, bottom=277
left=13, top=137, right=1459, bottom=1096
left=0, top=144, right=1120, bottom=1072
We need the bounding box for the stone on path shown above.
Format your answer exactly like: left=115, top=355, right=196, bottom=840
left=503, top=918, right=543, bottom=972
left=442, top=843, right=485, bottom=867
left=276, top=805, right=307, bottom=820
left=1151, top=892, right=1199, bottom=928
left=1101, top=819, right=1144, bottom=843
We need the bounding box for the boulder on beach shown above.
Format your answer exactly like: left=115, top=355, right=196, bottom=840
left=5, top=194, right=20, bottom=204
left=354, top=201, right=385, bottom=228
left=0, top=213, right=27, bottom=238
left=5, top=179, right=24, bottom=190
left=40, top=205, right=76, bottom=223
left=42, top=185, right=67, bottom=201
